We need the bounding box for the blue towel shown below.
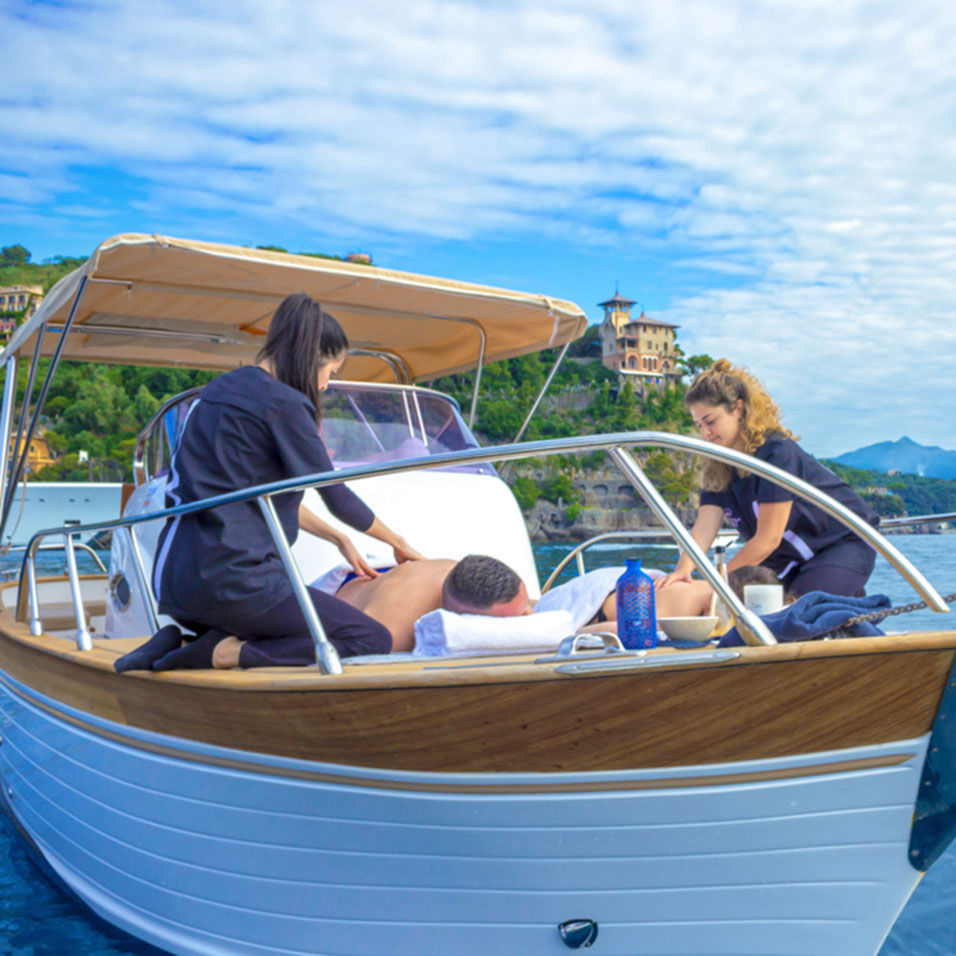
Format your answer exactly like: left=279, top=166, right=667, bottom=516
left=718, top=591, right=890, bottom=647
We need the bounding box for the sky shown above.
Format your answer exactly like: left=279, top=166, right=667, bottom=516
left=2, top=0, right=955, bottom=457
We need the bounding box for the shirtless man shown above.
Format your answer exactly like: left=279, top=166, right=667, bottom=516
left=334, top=558, right=457, bottom=652
left=337, top=554, right=713, bottom=651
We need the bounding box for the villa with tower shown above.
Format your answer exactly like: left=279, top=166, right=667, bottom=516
left=598, top=291, right=681, bottom=389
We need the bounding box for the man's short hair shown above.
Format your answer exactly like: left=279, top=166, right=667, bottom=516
left=441, top=554, right=522, bottom=613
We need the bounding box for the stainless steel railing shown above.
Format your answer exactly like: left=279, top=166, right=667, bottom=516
left=16, top=431, right=951, bottom=671
left=2, top=540, right=107, bottom=576
left=882, top=512, right=956, bottom=529
left=541, top=530, right=733, bottom=592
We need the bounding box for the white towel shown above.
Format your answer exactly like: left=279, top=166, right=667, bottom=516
left=534, top=566, right=663, bottom=628
left=414, top=608, right=576, bottom=657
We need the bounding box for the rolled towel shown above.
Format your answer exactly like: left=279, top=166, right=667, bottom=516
left=535, top=566, right=663, bottom=628
left=414, top=608, right=576, bottom=657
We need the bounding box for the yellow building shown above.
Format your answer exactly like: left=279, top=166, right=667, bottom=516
left=8, top=433, right=56, bottom=474
left=598, top=291, right=680, bottom=387
left=0, top=285, right=44, bottom=319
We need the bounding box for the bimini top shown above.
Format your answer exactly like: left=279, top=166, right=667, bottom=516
left=1, top=234, right=587, bottom=383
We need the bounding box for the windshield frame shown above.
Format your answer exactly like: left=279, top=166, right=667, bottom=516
left=133, top=380, right=490, bottom=486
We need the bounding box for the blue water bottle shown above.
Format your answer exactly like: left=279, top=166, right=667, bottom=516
left=616, top=559, right=658, bottom=649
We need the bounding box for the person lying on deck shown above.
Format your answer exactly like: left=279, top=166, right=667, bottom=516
left=441, top=554, right=709, bottom=621
left=296, top=555, right=712, bottom=659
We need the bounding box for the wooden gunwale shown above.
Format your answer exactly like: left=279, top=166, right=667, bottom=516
left=1, top=588, right=955, bottom=773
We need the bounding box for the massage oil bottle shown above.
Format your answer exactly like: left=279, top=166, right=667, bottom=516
left=616, top=559, right=657, bottom=649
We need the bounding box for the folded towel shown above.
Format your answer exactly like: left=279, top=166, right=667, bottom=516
left=414, top=608, right=576, bottom=657
left=535, top=566, right=663, bottom=628
left=718, top=590, right=889, bottom=647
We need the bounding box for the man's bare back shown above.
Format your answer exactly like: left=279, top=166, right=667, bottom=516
left=335, top=559, right=457, bottom=652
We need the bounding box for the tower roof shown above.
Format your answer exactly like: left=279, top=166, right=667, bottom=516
left=598, top=292, right=637, bottom=308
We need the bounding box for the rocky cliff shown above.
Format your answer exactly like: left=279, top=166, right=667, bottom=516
left=520, top=463, right=697, bottom=542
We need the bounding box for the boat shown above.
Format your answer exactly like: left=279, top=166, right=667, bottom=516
left=0, top=481, right=124, bottom=548
left=0, top=234, right=954, bottom=956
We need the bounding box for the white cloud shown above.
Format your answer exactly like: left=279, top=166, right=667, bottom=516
left=2, top=0, right=956, bottom=452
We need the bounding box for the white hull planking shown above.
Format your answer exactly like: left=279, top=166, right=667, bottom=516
left=0, top=670, right=923, bottom=956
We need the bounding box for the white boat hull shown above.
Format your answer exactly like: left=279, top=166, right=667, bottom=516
left=0, top=668, right=924, bottom=956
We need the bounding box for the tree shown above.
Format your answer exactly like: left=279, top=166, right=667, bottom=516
left=541, top=472, right=580, bottom=505
left=132, top=384, right=160, bottom=424
left=60, top=369, right=130, bottom=435
left=1, top=244, right=30, bottom=266
left=567, top=324, right=601, bottom=358
left=612, top=378, right=640, bottom=431
left=43, top=430, right=67, bottom=454
left=511, top=476, right=541, bottom=511
left=683, top=353, right=713, bottom=377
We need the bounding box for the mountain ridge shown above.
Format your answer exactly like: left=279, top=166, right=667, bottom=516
left=832, top=436, right=956, bottom=480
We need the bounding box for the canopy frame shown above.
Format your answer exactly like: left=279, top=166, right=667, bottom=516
left=1, top=275, right=89, bottom=543
left=3, top=234, right=586, bottom=383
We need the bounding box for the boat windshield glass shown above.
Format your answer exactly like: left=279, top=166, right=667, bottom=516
left=320, top=384, right=492, bottom=475
left=137, top=382, right=492, bottom=485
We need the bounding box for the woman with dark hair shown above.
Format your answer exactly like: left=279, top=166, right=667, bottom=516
left=116, top=292, right=421, bottom=672
left=657, top=358, right=879, bottom=599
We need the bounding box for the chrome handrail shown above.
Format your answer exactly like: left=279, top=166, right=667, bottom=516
left=3, top=540, right=108, bottom=573
left=0, top=355, right=17, bottom=509
left=882, top=512, right=956, bottom=528
left=126, top=525, right=161, bottom=634
left=133, top=386, right=203, bottom=486
left=542, top=530, right=727, bottom=592
left=17, top=431, right=950, bottom=662
left=609, top=447, right=771, bottom=645
left=62, top=531, right=92, bottom=650
left=258, top=497, right=341, bottom=675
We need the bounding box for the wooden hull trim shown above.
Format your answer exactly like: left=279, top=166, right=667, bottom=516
left=0, top=615, right=953, bottom=773
left=0, top=666, right=922, bottom=794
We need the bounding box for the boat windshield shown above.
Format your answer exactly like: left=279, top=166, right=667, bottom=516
left=136, top=382, right=492, bottom=485
left=320, top=384, right=492, bottom=475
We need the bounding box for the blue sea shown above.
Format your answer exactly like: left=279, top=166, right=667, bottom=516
left=2, top=534, right=955, bottom=953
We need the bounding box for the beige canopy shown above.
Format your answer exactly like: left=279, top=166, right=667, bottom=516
left=2, top=234, right=587, bottom=383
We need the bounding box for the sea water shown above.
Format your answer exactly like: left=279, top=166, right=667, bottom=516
left=1, top=534, right=956, bottom=953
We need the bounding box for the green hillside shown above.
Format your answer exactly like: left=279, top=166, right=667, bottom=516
left=0, top=244, right=85, bottom=292
left=825, top=461, right=956, bottom=519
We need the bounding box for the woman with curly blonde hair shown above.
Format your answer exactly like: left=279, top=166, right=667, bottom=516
left=657, top=359, right=879, bottom=599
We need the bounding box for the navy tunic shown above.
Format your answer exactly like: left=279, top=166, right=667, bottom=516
left=153, top=366, right=373, bottom=623
left=699, top=436, right=879, bottom=578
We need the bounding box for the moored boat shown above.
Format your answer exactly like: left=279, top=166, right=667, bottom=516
left=0, top=235, right=954, bottom=955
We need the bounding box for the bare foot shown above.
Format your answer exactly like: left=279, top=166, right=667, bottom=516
left=212, top=636, right=243, bottom=668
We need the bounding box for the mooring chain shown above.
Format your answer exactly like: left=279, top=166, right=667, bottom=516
left=821, top=590, right=956, bottom=635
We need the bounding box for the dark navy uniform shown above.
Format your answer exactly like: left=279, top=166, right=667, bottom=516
left=153, top=365, right=390, bottom=663
left=700, top=435, right=879, bottom=597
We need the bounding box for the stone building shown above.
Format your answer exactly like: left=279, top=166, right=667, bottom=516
left=0, top=285, right=44, bottom=320
left=598, top=291, right=680, bottom=388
